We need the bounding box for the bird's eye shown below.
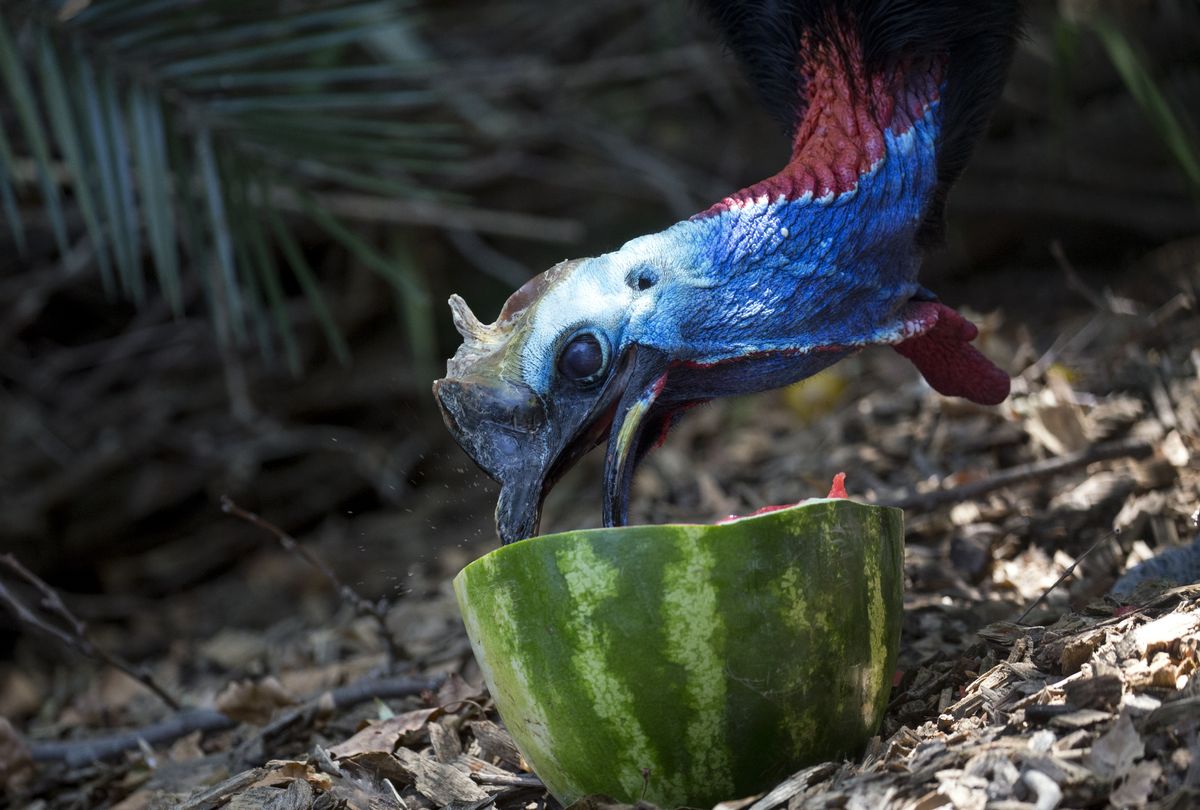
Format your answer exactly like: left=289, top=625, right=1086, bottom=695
left=557, top=333, right=606, bottom=383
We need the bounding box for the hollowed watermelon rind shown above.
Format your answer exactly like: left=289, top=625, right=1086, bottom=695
left=454, top=499, right=904, bottom=808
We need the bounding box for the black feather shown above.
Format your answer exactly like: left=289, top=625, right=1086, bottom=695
left=695, top=0, right=1022, bottom=245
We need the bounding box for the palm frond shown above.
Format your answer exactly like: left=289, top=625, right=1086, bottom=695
left=1056, top=8, right=1200, bottom=193
left=0, top=14, right=69, bottom=255
left=1085, top=16, right=1200, bottom=190
left=0, top=0, right=456, bottom=368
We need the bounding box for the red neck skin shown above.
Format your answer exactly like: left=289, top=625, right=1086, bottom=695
left=703, top=27, right=944, bottom=213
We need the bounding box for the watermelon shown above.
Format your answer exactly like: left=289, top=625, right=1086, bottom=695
left=453, top=498, right=904, bottom=808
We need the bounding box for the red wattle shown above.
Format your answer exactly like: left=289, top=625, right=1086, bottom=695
left=893, top=302, right=1011, bottom=406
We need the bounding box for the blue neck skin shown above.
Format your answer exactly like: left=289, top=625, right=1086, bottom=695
left=625, top=98, right=942, bottom=402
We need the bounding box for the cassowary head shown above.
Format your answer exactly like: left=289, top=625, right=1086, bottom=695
left=433, top=231, right=698, bottom=545
left=435, top=0, right=1021, bottom=544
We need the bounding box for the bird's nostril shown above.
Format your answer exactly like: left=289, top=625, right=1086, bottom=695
left=511, top=404, right=541, bottom=432
left=434, top=377, right=545, bottom=434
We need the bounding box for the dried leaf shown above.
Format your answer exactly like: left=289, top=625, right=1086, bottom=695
left=216, top=676, right=298, bottom=725
left=341, top=750, right=408, bottom=783
left=1088, top=713, right=1145, bottom=779
left=1026, top=397, right=1089, bottom=456
left=168, top=731, right=206, bottom=763
left=1109, top=761, right=1161, bottom=808
left=256, top=760, right=332, bottom=791
left=437, top=672, right=486, bottom=710
left=200, top=629, right=267, bottom=671
left=326, top=706, right=441, bottom=758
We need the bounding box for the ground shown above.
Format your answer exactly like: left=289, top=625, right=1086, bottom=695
left=2, top=253, right=1199, bottom=809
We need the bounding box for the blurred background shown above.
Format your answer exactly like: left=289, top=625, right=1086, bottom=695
left=0, top=0, right=1198, bottom=705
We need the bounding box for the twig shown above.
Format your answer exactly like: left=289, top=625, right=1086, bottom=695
left=1016, top=530, right=1118, bottom=625
left=1017, top=312, right=1105, bottom=384
left=25, top=674, right=444, bottom=768
left=0, top=554, right=181, bottom=710
left=1050, top=239, right=1112, bottom=313
left=880, top=437, right=1155, bottom=512
left=32, top=708, right=234, bottom=767
left=384, top=778, right=408, bottom=808
left=471, top=772, right=544, bottom=789
left=219, top=496, right=411, bottom=663
left=233, top=673, right=437, bottom=767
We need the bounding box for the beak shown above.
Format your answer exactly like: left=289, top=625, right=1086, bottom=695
left=434, top=347, right=660, bottom=544
left=432, top=374, right=551, bottom=544
left=602, top=347, right=670, bottom=528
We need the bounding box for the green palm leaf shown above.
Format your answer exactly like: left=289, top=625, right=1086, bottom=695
left=0, top=0, right=457, bottom=368
left=1086, top=16, right=1200, bottom=189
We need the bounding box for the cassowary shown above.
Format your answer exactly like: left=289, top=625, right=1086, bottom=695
left=434, top=0, right=1021, bottom=544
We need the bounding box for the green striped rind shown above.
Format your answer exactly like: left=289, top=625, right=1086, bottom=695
left=453, top=499, right=903, bottom=808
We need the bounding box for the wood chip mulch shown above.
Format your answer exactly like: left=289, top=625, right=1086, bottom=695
left=3, top=267, right=1199, bottom=809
